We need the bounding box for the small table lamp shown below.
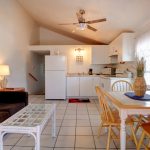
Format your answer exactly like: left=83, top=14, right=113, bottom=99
left=0, top=65, right=10, bottom=89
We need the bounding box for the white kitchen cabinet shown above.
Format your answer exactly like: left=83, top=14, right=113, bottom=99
left=109, top=33, right=135, bottom=63
left=92, top=45, right=109, bottom=64
left=67, top=76, right=100, bottom=97
left=67, top=77, right=79, bottom=96
left=80, top=77, right=93, bottom=96
left=92, top=77, right=100, bottom=96
left=100, top=77, right=110, bottom=91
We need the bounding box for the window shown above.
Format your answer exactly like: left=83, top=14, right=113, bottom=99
left=136, top=30, right=150, bottom=85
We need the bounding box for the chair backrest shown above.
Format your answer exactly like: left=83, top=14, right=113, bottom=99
left=95, top=86, right=115, bottom=123
left=112, top=80, right=133, bottom=92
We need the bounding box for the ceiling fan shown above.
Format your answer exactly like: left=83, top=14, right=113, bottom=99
left=58, top=9, right=106, bottom=32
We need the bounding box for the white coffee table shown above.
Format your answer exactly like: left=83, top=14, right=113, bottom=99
left=0, top=104, right=56, bottom=150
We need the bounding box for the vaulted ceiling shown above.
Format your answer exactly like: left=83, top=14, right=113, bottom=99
left=17, top=0, right=150, bottom=44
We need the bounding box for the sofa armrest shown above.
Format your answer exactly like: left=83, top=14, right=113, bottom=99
left=0, top=91, right=28, bottom=106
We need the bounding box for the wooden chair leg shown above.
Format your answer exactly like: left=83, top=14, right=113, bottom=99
left=135, top=115, right=143, bottom=134
left=130, top=125, right=137, bottom=146
left=106, top=125, right=111, bottom=150
left=137, top=131, right=145, bottom=150
left=97, top=123, right=103, bottom=138
left=147, top=140, right=150, bottom=149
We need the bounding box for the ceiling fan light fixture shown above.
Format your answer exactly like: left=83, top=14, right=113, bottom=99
left=76, top=23, right=87, bottom=30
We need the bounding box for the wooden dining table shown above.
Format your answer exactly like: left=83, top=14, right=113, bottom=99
left=105, top=91, right=150, bottom=150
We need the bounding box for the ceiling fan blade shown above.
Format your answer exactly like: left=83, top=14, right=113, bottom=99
left=58, top=23, right=78, bottom=25
left=87, top=25, right=97, bottom=32
left=85, top=18, right=106, bottom=24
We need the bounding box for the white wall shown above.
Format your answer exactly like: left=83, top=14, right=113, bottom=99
left=0, top=0, right=39, bottom=90
left=29, top=45, right=104, bottom=74
left=39, top=27, right=85, bottom=45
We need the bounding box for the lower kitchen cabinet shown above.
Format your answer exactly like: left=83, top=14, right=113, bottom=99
left=67, top=76, right=133, bottom=97
left=67, top=77, right=79, bottom=96
left=80, top=77, right=93, bottom=96
left=93, top=77, right=101, bottom=96
left=67, top=76, right=100, bottom=97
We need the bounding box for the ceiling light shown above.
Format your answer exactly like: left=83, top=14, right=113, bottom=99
left=76, top=23, right=87, bottom=30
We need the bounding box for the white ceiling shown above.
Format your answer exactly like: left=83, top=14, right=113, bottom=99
left=17, top=0, right=150, bottom=44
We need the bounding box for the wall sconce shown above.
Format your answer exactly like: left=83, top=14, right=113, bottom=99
left=0, top=65, right=10, bottom=89
left=75, top=48, right=84, bottom=62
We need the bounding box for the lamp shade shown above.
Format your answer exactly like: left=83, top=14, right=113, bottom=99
left=0, top=65, right=10, bottom=75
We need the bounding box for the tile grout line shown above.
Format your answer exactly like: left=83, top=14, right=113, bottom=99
left=74, top=103, right=77, bottom=150
left=53, top=100, right=69, bottom=149
left=86, top=99, right=97, bottom=150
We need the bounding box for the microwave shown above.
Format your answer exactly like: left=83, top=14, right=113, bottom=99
left=102, top=68, right=116, bottom=75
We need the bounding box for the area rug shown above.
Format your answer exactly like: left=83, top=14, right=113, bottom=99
left=68, top=98, right=90, bottom=103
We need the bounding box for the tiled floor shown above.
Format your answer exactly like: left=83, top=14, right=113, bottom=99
left=3, top=95, right=138, bottom=150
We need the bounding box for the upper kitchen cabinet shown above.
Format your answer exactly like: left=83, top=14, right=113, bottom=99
left=91, top=45, right=109, bottom=64
left=109, top=33, right=135, bottom=63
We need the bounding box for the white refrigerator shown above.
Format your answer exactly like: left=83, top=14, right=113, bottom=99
left=45, top=55, right=66, bottom=99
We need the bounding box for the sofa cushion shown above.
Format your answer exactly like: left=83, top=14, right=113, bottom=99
left=0, top=111, right=10, bottom=123
left=0, top=103, right=25, bottom=116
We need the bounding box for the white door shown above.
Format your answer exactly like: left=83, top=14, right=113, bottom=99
left=45, top=71, right=66, bottom=99
left=67, top=77, right=79, bottom=97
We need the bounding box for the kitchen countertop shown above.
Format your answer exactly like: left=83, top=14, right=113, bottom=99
left=67, top=73, right=132, bottom=79
left=67, top=73, right=100, bottom=77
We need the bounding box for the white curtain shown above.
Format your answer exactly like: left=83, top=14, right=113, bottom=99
left=136, top=30, right=150, bottom=85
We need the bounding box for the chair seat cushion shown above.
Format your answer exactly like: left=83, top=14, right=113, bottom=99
left=0, top=111, right=10, bottom=123
left=141, top=122, right=150, bottom=135
left=0, top=103, right=25, bottom=116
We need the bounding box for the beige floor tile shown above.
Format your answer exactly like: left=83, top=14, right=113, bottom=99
left=65, top=110, right=76, bottom=115
left=3, top=146, right=12, bottom=150
left=76, top=120, right=90, bottom=127
left=56, top=110, right=66, bottom=115
left=56, top=115, right=64, bottom=120
left=59, top=127, right=75, bottom=135
left=76, top=127, right=92, bottom=135
left=40, top=147, right=53, bottom=150
left=88, top=110, right=99, bottom=115
left=90, top=120, right=100, bottom=126
left=92, top=126, right=107, bottom=136
left=54, top=148, right=74, bottom=150
left=41, top=135, right=56, bottom=147
left=42, top=126, right=60, bottom=135
left=62, top=119, right=76, bottom=127
left=16, top=135, right=35, bottom=147
left=94, top=136, right=116, bottom=149
left=75, top=136, right=95, bottom=148
left=55, top=136, right=75, bottom=147
left=77, top=111, right=88, bottom=115
left=64, top=115, right=76, bottom=120
left=89, top=115, right=100, bottom=120
left=4, top=134, right=23, bottom=146
left=67, top=107, right=76, bottom=110
left=75, top=149, right=96, bottom=150
left=48, top=119, right=62, bottom=126
left=77, top=115, right=89, bottom=120
left=11, top=146, right=33, bottom=150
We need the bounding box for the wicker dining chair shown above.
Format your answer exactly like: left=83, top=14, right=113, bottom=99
left=137, top=122, right=150, bottom=150
left=112, top=80, right=133, bottom=92
left=95, top=86, right=137, bottom=150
